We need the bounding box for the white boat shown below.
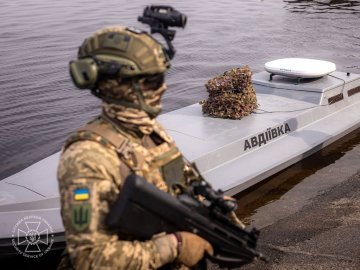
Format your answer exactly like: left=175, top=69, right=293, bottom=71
left=1, top=59, right=360, bottom=253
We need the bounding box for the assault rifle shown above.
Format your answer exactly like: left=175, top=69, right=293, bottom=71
left=107, top=174, right=267, bottom=268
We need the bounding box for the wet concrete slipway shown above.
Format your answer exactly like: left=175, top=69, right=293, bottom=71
left=240, top=172, right=360, bottom=270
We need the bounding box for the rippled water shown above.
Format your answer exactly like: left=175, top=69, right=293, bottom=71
left=1, top=0, right=360, bottom=179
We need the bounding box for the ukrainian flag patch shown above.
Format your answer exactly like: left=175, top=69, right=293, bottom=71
left=74, top=188, right=90, bottom=201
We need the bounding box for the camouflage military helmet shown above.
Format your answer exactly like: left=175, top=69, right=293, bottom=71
left=70, top=26, right=170, bottom=89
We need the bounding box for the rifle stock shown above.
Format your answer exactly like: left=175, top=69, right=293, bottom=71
left=107, top=174, right=267, bottom=267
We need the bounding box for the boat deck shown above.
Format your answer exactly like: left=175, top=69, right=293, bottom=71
left=159, top=71, right=360, bottom=194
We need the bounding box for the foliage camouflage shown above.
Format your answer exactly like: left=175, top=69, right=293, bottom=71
left=201, top=66, right=258, bottom=119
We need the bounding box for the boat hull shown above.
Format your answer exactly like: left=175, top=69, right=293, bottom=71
left=1, top=70, right=359, bottom=248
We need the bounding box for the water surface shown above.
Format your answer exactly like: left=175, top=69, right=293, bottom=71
left=1, top=0, right=359, bottom=179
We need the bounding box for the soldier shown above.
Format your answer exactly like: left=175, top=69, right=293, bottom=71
left=57, top=26, right=213, bottom=269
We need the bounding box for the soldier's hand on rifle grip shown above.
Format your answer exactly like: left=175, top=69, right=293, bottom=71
left=174, top=231, right=214, bottom=267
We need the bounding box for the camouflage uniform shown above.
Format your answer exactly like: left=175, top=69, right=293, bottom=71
left=58, top=25, right=210, bottom=270
left=58, top=112, right=192, bottom=269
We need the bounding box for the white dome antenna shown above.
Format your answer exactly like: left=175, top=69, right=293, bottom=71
left=265, top=58, right=336, bottom=83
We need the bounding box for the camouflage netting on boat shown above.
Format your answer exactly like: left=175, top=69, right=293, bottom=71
left=201, top=66, right=258, bottom=119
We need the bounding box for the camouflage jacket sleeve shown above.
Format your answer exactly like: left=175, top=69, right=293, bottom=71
left=57, top=140, right=177, bottom=270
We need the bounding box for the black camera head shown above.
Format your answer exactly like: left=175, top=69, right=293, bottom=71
left=142, top=5, right=187, bottom=28
left=138, top=5, right=187, bottom=59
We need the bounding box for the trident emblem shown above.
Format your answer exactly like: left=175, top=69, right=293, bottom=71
left=71, top=204, right=91, bottom=231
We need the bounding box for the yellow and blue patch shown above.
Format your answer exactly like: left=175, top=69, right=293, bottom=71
left=73, top=188, right=90, bottom=201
